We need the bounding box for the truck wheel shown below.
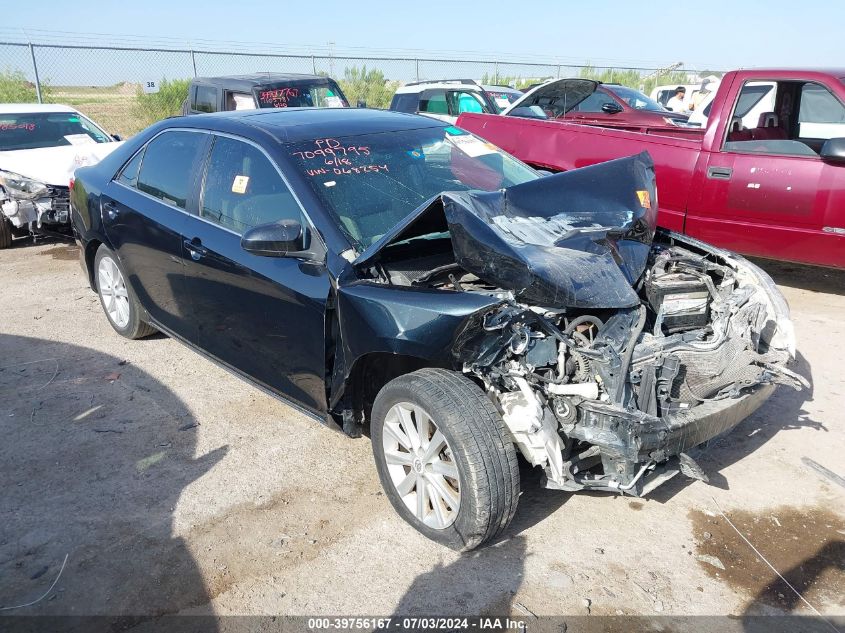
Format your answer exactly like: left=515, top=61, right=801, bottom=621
left=94, top=245, right=156, bottom=340
left=0, top=217, right=12, bottom=249
left=371, top=368, right=520, bottom=550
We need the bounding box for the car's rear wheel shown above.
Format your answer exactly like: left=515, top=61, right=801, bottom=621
left=371, top=368, right=520, bottom=550
left=0, top=217, right=12, bottom=249
left=94, top=245, right=156, bottom=340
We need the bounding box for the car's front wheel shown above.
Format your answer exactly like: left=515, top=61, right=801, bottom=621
left=94, top=244, right=156, bottom=340
left=371, top=368, right=520, bottom=550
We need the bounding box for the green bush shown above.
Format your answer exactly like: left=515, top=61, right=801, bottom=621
left=337, top=66, right=399, bottom=109
left=0, top=69, right=52, bottom=103
left=134, top=78, right=191, bottom=126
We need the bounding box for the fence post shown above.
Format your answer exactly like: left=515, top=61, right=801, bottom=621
left=415, top=59, right=419, bottom=83
left=28, top=43, right=42, bottom=104
left=190, top=49, right=198, bottom=77
left=494, top=61, right=498, bottom=83
left=312, top=55, right=316, bottom=74
left=610, top=67, right=614, bottom=83
left=556, top=64, right=561, bottom=79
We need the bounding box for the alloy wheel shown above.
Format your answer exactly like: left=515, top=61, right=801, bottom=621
left=98, top=256, right=130, bottom=329
left=381, top=402, right=461, bottom=529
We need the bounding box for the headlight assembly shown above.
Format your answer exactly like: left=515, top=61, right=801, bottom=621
left=0, top=170, right=49, bottom=200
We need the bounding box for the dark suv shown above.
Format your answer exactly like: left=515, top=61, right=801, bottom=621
left=181, top=73, right=349, bottom=115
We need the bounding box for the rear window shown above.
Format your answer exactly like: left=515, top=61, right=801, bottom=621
left=136, top=131, right=206, bottom=209
left=0, top=112, right=111, bottom=151
left=255, top=79, right=348, bottom=109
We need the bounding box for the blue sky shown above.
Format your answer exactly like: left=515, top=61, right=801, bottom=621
left=1, top=0, right=842, bottom=71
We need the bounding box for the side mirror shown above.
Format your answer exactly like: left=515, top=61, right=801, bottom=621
left=241, top=219, right=306, bottom=257
left=601, top=102, right=624, bottom=115
left=356, top=99, right=367, bottom=108
left=820, top=137, right=845, bottom=164
left=112, top=134, right=122, bottom=141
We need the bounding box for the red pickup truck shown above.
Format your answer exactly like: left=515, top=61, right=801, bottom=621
left=457, top=69, right=845, bottom=268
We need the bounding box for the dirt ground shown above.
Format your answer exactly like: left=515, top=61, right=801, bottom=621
left=0, top=239, right=843, bottom=624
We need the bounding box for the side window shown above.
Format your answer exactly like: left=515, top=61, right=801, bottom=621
left=448, top=91, right=487, bottom=115
left=390, top=93, right=419, bottom=113
left=116, top=148, right=145, bottom=187
left=797, top=83, right=845, bottom=140
left=571, top=90, right=616, bottom=113
left=136, top=131, right=206, bottom=209
left=200, top=136, right=301, bottom=234
left=191, top=85, right=217, bottom=113
left=225, top=91, right=255, bottom=111
left=419, top=90, right=448, bottom=114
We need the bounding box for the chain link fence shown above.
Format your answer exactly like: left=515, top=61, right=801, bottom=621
left=1, top=41, right=712, bottom=138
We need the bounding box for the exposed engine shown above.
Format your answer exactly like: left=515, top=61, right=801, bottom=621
left=389, top=237, right=806, bottom=495
left=1, top=186, right=71, bottom=233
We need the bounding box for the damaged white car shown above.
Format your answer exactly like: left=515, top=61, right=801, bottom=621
left=0, top=104, right=122, bottom=248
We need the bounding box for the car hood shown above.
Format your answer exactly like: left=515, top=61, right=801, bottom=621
left=0, top=142, right=123, bottom=187
left=354, top=152, right=658, bottom=309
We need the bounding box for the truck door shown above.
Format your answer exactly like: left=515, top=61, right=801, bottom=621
left=686, top=79, right=845, bottom=268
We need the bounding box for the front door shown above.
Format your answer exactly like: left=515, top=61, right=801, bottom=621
left=686, top=79, right=845, bottom=267
left=181, top=134, right=331, bottom=412
left=103, top=130, right=208, bottom=337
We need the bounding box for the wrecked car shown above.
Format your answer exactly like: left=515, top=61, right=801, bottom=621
left=0, top=104, right=122, bottom=248
left=70, top=108, right=805, bottom=550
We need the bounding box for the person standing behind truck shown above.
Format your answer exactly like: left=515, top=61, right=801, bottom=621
left=666, top=86, right=687, bottom=112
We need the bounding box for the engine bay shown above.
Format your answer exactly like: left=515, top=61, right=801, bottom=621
left=364, top=232, right=806, bottom=494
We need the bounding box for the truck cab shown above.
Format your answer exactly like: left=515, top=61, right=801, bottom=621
left=181, top=73, right=349, bottom=115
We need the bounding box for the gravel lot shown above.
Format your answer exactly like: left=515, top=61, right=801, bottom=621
left=1, top=239, right=843, bottom=623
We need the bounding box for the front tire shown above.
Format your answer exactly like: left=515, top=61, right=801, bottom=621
left=94, top=245, right=156, bottom=339
left=371, top=368, right=520, bottom=551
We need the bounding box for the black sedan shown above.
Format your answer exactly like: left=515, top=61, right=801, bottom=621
left=71, top=108, right=804, bottom=550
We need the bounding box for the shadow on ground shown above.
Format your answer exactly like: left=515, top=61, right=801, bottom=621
left=0, top=333, right=225, bottom=621
left=748, top=257, right=845, bottom=297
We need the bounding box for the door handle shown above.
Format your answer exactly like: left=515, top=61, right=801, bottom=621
left=184, top=238, right=208, bottom=261
left=707, top=166, right=733, bottom=180
left=102, top=201, right=118, bottom=220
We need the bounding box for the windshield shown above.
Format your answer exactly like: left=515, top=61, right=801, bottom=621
left=256, top=79, right=348, bottom=109
left=485, top=90, right=523, bottom=113
left=605, top=86, right=667, bottom=112
left=0, top=112, right=111, bottom=151
left=288, top=126, right=540, bottom=249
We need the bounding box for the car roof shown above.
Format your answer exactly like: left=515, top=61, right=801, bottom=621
left=481, top=85, right=522, bottom=94
left=192, top=73, right=332, bottom=90
left=176, top=107, right=446, bottom=143
left=0, top=103, right=79, bottom=114
left=395, top=80, right=485, bottom=94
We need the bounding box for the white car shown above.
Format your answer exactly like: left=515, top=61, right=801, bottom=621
left=0, top=104, right=122, bottom=248
left=389, top=80, right=523, bottom=124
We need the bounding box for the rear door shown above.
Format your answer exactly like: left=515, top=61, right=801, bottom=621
left=181, top=133, right=331, bottom=412
left=687, top=79, right=845, bottom=267
left=103, top=129, right=208, bottom=337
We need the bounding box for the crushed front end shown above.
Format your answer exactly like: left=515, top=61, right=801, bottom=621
left=0, top=174, right=72, bottom=238
left=353, top=152, right=806, bottom=496
left=456, top=231, right=805, bottom=495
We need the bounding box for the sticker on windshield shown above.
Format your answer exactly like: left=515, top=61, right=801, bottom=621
left=447, top=134, right=495, bottom=158
left=636, top=190, right=651, bottom=208
left=444, top=126, right=467, bottom=136
left=325, top=96, right=344, bottom=108
left=64, top=134, right=96, bottom=146
left=494, top=97, right=511, bottom=109
left=231, top=175, right=250, bottom=194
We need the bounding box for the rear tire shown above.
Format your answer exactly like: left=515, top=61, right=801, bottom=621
left=0, top=217, right=12, bottom=249
left=371, top=368, right=520, bottom=551
left=94, top=244, right=156, bottom=340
